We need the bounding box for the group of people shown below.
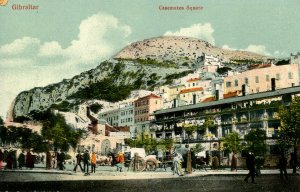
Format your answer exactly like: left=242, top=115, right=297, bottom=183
left=243, top=152, right=289, bottom=184
left=172, top=145, right=197, bottom=176
left=0, top=149, right=35, bottom=170
left=73, top=150, right=125, bottom=175
left=73, top=150, right=96, bottom=175
left=45, top=150, right=67, bottom=170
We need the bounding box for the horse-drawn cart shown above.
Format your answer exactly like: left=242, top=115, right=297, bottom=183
left=125, top=148, right=159, bottom=172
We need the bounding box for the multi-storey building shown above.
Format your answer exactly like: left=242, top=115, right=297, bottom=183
left=99, top=108, right=120, bottom=127
left=118, top=102, right=134, bottom=127
left=133, top=93, right=163, bottom=137
left=134, top=93, right=163, bottom=123
left=224, top=63, right=300, bottom=97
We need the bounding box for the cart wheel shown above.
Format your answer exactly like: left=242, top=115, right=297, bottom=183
left=128, top=157, right=146, bottom=172
left=146, top=158, right=157, bottom=171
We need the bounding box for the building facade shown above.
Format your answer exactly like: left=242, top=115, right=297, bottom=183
left=224, top=63, right=300, bottom=96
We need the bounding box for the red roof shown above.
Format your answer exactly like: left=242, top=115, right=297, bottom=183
left=179, top=87, right=203, bottom=94
left=105, top=124, right=130, bottom=136
left=202, top=97, right=216, bottom=103
left=187, top=77, right=200, bottom=82
left=223, top=91, right=239, bottom=99
left=136, top=93, right=161, bottom=101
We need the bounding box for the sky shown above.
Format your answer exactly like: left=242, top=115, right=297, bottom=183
left=1, top=0, right=300, bottom=119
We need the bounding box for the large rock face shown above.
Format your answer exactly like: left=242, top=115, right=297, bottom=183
left=114, top=36, right=269, bottom=63
left=10, top=36, right=269, bottom=121
left=11, top=60, right=189, bottom=120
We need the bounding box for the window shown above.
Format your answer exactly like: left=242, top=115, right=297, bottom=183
left=234, top=80, right=238, bottom=87
left=276, top=74, right=280, bottom=80
left=266, top=75, right=270, bottom=81
left=289, top=72, right=293, bottom=79
left=193, top=83, right=195, bottom=86
left=226, top=81, right=231, bottom=88
left=255, top=76, right=259, bottom=83
left=245, top=78, right=249, bottom=85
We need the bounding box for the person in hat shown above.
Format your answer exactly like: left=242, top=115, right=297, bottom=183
left=73, top=152, right=83, bottom=172
left=18, top=150, right=25, bottom=169
left=83, top=150, right=90, bottom=175
left=244, top=152, right=256, bottom=184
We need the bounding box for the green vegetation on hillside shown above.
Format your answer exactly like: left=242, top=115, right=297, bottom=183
left=115, top=58, right=177, bottom=68
left=217, top=67, right=231, bottom=75
left=163, top=70, right=194, bottom=85
left=230, top=59, right=261, bottom=64
left=89, top=103, right=103, bottom=114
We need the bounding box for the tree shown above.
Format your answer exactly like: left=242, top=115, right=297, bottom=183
left=200, top=115, right=217, bottom=137
left=41, top=110, right=83, bottom=152
left=244, top=129, right=267, bottom=156
left=193, top=143, right=205, bottom=154
left=278, top=96, right=300, bottom=173
left=223, top=131, right=242, bottom=154
left=222, top=131, right=242, bottom=166
left=182, top=124, right=197, bottom=144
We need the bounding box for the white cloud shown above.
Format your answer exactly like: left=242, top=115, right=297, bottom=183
left=222, top=43, right=284, bottom=57
left=39, top=41, right=63, bottom=57
left=65, top=12, right=132, bottom=64
left=0, top=37, right=40, bottom=55
left=0, top=58, right=33, bottom=68
left=222, top=44, right=236, bottom=51
left=243, top=44, right=271, bottom=56
left=0, top=12, right=132, bottom=118
left=164, top=23, right=215, bottom=45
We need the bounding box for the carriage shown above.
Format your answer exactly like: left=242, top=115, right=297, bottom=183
left=125, top=148, right=159, bottom=172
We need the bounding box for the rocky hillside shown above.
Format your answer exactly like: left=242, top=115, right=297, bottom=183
left=114, top=36, right=269, bottom=65
left=10, top=36, right=270, bottom=121
left=11, top=60, right=191, bottom=121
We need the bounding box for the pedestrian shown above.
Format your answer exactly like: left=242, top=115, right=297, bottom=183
left=73, top=152, right=83, bottom=172
left=173, top=152, right=184, bottom=176
left=58, top=151, right=65, bottom=170
left=46, top=151, right=52, bottom=169
left=18, top=150, right=25, bottom=169
left=116, top=151, right=125, bottom=172
left=83, top=150, right=90, bottom=175
left=41, top=155, right=45, bottom=164
left=244, top=152, right=256, bottom=184
left=231, top=152, right=237, bottom=171
left=279, top=154, right=288, bottom=180
left=91, top=152, right=97, bottom=173
left=26, top=150, right=34, bottom=169
left=190, top=148, right=196, bottom=171
left=0, top=149, right=4, bottom=170
left=186, top=148, right=192, bottom=174
left=56, top=152, right=61, bottom=170
left=181, top=144, right=189, bottom=172
left=6, top=152, right=13, bottom=169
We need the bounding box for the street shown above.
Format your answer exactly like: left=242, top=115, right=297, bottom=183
left=0, top=163, right=299, bottom=192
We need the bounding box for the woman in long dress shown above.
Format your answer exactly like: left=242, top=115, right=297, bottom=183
left=173, top=153, right=184, bottom=176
